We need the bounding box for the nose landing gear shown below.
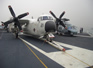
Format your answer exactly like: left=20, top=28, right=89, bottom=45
left=46, top=33, right=55, bottom=42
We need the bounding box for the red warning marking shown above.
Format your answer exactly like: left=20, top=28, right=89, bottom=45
left=62, top=48, right=66, bottom=51
left=2, top=24, right=4, bottom=26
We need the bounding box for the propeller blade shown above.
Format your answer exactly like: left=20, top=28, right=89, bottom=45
left=2, top=20, right=13, bottom=28
left=49, top=11, right=57, bottom=19
left=8, top=5, right=16, bottom=18
left=17, top=12, right=29, bottom=19
left=59, top=20, right=66, bottom=28
left=4, top=20, right=13, bottom=25
left=1, top=21, right=4, bottom=24
left=59, top=11, right=65, bottom=19
left=15, top=19, right=22, bottom=30
left=1, top=21, right=4, bottom=26
left=4, top=20, right=13, bottom=26
left=62, top=18, right=70, bottom=21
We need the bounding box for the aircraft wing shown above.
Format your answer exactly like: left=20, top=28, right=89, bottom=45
left=19, top=19, right=29, bottom=26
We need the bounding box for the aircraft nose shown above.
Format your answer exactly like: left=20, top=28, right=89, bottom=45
left=45, top=21, right=56, bottom=32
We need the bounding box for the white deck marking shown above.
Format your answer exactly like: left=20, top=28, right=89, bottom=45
left=19, top=37, right=93, bottom=68
left=55, top=41, right=93, bottom=67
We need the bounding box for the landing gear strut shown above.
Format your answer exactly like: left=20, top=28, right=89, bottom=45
left=46, top=33, right=54, bottom=42
left=12, top=26, right=19, bottom=38
left=15, top=32, right=18, bottom=38
left=46, top=35, right=53, bottom=42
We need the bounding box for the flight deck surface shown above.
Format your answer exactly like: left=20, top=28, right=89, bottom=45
left=0, top=29, right=93, bottom=68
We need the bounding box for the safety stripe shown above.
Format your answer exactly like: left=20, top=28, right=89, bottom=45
left=19, top=37, right=48, bottom=68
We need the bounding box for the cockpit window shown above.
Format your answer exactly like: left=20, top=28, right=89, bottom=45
left=42, top=16, right=53, bottom=20
left=49, top=16, right=53, bottom=20
left=38, top=16, right=53, bottom=21
left=43, top=16, right=48, bottom=20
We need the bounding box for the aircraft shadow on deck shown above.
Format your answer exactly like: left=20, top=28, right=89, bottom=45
left=20, top=35, right=72, bottom=53
left=54, top=34, right=93, bottom=51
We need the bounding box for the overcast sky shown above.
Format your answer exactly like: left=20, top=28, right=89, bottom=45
left=0, top=0, right=93, bottom=30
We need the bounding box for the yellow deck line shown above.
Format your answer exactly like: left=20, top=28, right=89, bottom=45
left=19, top=37, right=48, bottom=68
left=19, top=36, right=93, bottom=68
left=66, top=52, right=93, bottom=68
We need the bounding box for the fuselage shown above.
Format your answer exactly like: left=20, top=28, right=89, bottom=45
left=23, top=15, right=56, bottom=37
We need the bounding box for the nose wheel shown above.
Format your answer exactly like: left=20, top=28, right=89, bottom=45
left=46, top=35, right=53, bottom=42
left=46, top=33, right=54, bottom=42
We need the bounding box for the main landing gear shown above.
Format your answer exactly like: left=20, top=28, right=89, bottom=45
left=15, top=32, right=18, bottom=38
left=12, top=27, right=19, bottom=38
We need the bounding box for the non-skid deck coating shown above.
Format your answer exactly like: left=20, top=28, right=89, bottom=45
left=0, top=30, right=93, bottom=68
left=54, top=34, right=93, bottom=50
left=0, top=30, right=64, bottom=68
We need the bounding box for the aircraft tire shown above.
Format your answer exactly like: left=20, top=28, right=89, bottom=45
left=15, top=33, right=18, bottom=38
left=70, top=34, right=73, bottom=36
left=46, top=35, right=52, bottom=42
